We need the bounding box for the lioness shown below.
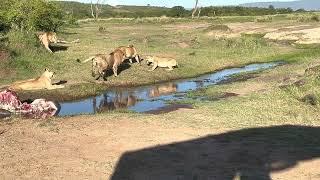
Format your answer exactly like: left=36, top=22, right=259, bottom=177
left=116, top=45, right=140, bottom=64
left=146, top=56, right=178, bottom=71
left=80, top=49, right=125, bottom=80
left=9, top=69, right=65, bottom=91
left=37, top=32, right=58, bottom=53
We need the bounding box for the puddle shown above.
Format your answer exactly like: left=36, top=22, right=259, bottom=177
left=57, top=62, right=283, bottom=116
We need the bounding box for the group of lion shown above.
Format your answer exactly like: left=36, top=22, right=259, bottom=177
left=8, top=32, right=178, bottom=91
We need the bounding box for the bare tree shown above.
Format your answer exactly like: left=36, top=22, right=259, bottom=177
left=191, top=0, right=199, bottom=18
left=197, top=7, right=202, bottom=18
left=91, top=0, right=104, bottom=19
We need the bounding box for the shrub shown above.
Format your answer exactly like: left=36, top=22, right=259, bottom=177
left=204, top=24, right=231, bottom=32
left=311, top=15, right=320, bottom=22
left=1, top=0, right=64, bottom=32
left=255, top=16, right=273, bottom=22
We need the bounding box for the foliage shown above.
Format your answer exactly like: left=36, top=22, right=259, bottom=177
left=0, top=0, right=64, bottom=32
left=170, top=6, right=189, bottom=17
left=201, top=6, right=293, bottom=17
left=51, top=1, right=301, bottom=19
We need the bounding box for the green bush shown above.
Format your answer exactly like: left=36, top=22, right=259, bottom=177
left=170, top=6, right=189, bottom=17
left=1, top=0, right=64, bottom=32
left=204, top=24, right=231, bottom=32
left=311, top=15, right=320, bottom=22
left=255, top=16, right=273, bottom=22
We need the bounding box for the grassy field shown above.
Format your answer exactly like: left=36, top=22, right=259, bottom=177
left=1, top=16, right=320, bottom=110
left=0, top=17, right=299, bottom=100
left=2, top=15, right=320, bottom=179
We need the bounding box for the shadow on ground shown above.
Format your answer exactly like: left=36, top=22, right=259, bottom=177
left=104, top=63, right=132, bottom=78
left=111, top=125, right=320, bottom=180
left=50, top=45, right=69, bottom=52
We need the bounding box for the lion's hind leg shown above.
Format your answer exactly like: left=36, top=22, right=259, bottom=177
left=44, top=43, right=53, bottom=53
left=113, top=65, right=118, bottom=77
left=166, top=66, right=174, bottom=71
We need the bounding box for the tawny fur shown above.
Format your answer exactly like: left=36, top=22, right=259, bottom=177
left=80, top=49, right=125, bottom=80
left=116, top=45, right=140, bottom=64
left=37, top=32, right=58, bottom=53
left=9, top=69, right=64, bottom=91
left=146, top=56, right=178, bottom=71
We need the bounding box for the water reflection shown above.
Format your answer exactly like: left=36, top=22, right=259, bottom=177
left=148, top=82, right=177, bottom=98
left=93, top=92, right=137, bottom=112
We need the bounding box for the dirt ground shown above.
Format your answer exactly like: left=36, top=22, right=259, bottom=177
left=201, top=21, right=320, bottom=44
left=0, top=115, right=319, bottom=179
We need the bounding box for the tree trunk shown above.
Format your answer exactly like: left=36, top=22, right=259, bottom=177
left=192, top=0, right=199, bottom=18
left=197, top=7, right=201, bottom=18
left=95, top=4, right=99, bottom=19
left=90, top=1, right=95, bottom=19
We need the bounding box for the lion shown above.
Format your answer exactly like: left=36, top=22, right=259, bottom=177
left=37, top=32, right=58, bottom=53
left=116, top=45, right=140, bottom=64
left=80, top=49, right=125, bottom=80
left=9, top=68, right=65, bottom=91
left=145, top=56, right=178, bottom=71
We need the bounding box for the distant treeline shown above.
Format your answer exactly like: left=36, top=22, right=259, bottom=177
left=0, top=0, right=308, bottom=33
left=53, top=1, right=299, bottom=19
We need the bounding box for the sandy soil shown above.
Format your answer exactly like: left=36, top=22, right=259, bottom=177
left=0, top=115, right=319, bottom=179
left=200, top=22, right=320, bottom=45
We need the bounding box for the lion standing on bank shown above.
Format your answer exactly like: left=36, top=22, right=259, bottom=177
left=116, top=45, right=140, bottom=64
left=80, top=49, right=125, bottom=80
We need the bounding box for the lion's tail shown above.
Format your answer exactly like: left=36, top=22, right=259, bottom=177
left=78, top=56, right=96, bottom=63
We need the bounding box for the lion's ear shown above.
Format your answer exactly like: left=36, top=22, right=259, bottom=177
left=44, top=68, right=48, bottom=71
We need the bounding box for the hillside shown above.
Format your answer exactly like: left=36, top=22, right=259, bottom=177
left=240, top=0, right=320, bottom=10
left=52, top=1, right=172, bottom=18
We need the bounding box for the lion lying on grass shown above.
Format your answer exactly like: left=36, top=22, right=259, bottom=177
left=9, top=69, right=65, bottom=91
left=37, top=32, right=80, bottom=53
left=80, top=49, right=125, bottom=80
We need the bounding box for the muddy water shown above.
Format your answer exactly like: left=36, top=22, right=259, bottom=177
left=57, top=62, right=282, bottom=116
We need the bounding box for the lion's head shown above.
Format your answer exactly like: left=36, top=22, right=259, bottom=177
left=145, top=56, right=154, bottom=65
left=42, top=68, right=55, bottom=79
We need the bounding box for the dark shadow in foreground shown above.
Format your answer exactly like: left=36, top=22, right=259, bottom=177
left=111, top=125, right=320, bottom=180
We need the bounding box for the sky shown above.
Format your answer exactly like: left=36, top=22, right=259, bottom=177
left=64, top=0, right=296, bottom=8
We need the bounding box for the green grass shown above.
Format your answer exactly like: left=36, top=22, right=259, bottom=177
left=173, top=47, right=320, bottom=128
left=0, top=19, right=294, bottom=100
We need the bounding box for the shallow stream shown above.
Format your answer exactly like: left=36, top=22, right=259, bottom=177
left=57, top=62, right=282, bottom=116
